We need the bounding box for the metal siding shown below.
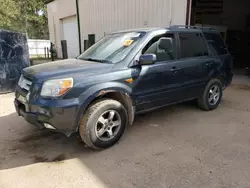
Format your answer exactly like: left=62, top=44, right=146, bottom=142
left=48, top=0, right=187, bottom=52
left=131, top=0, right=136, bottom=29
left=172, top=0, right=188, bottom=25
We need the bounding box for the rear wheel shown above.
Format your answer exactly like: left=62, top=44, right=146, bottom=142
left=197, top=78, right=223, bottom=111
left=79, top=99, right=127, bottom=149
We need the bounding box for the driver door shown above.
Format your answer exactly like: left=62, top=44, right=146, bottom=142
left=131, top=33, right=184, bottom=112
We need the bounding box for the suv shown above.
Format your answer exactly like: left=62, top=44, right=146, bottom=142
left=14, top=26, right=233, bottom=149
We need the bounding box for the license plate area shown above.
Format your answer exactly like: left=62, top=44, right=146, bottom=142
left=17, top=94, right=26, bottom=104
left=16, top=93, right=29, bottom=113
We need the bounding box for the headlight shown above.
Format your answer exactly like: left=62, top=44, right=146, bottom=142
left=40, top=78, right=73, bottom=97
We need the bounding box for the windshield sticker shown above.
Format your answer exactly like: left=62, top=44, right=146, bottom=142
left=123, top=39, right=134, bottom=47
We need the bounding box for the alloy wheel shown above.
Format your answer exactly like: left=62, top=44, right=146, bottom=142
left=95, top=110, right=122, bottom=141
left=208, top=85, right=220, bottom=105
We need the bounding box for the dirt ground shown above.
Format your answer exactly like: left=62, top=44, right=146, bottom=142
left=1, top=75, right=250, bottom=188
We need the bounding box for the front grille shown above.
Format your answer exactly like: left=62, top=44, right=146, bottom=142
left=18, top=75, right=32, bottom=92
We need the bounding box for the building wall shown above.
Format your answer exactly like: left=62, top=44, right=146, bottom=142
left=47, top=0, right=187, bottom=58
left=47, top=0, right=77, bottom=57
left=199, top=0, right=250, bottom=31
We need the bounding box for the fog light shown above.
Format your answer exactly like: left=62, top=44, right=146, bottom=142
left=44, top=123, right=56, bottom=130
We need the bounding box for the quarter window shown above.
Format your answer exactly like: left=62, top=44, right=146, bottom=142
left=203, top=32, right=228, bottom=55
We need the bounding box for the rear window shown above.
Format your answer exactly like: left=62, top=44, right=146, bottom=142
left=203, top=32, right=228, bottom=55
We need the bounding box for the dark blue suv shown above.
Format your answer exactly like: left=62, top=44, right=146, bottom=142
left=14, top=26, right=233, bottom=149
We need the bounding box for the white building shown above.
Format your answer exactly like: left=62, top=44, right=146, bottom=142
left=46, top=0, right=250, bottom=68
left=46, top=0, right=188, bottom=58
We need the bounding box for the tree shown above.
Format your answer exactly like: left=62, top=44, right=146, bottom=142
left=0, top=0, right=21, bottom=31
left=0, top=0, right=49, bottom=39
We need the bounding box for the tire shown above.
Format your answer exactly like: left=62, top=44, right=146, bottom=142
left=197, top=78, right=223, bottom=111
left=79, top=99, right=128, bottom=149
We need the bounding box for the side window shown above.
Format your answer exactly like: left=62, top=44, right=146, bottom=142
left=179, top=33, right=208, bottom=59
left=199, top=33, right=209, bottom=56
left=142, top=34, right=175, bottom=62
left=203, top=32, right=228, bottom=55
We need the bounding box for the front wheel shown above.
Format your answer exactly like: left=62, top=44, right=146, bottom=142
left=79, top=99, right=128, bottom=149
left=197, top=78, right=223, bottom=111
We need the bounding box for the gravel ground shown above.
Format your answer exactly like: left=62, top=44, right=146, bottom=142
left=0, top=75, right=250, bottom=188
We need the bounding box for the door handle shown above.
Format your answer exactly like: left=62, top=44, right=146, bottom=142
left=170, top=67, right=180, bottom=73
left=206, top=62, right=214, bottom=67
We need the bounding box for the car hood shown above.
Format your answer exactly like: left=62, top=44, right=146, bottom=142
left=23, top=59, right=114, bottom=81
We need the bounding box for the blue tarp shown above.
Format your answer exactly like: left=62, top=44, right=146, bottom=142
left=0, top=29, right=30, bottom=93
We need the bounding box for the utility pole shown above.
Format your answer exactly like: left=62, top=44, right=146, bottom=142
left=76, top=0, right=82, bottom=54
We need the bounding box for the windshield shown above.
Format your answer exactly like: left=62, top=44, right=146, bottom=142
left=77, top=31, right=146, bottom=63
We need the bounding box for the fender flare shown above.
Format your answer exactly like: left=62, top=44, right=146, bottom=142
left=207, top=67, right=225, bottom=84
left=74, top=82, right=135, bottom=131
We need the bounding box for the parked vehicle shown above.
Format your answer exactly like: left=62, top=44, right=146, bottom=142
left=14, top=26, right=233, bottom=149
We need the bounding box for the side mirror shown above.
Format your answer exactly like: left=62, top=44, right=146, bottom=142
left=158, top=37, right=173, bottom=52
left=139, top=54, right=156, bottom=65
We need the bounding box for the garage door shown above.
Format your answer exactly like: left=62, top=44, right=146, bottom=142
left=62, top=16, right=79, bottom=58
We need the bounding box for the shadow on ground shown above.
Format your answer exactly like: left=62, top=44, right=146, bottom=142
left=1, top=83, right=250, bottom=187
left=0, top=101, right=198, bottom=170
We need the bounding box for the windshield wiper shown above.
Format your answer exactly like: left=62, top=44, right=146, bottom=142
left=100, top=59, right=113, bottom=64
left=81, top=58, right=113, bottom=64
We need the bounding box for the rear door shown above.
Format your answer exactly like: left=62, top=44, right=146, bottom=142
left=203, top=32, right=233, bottom=87
left=175, top=32, right=212, bottom=99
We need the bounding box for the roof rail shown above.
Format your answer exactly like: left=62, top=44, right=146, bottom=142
left=170, top=25, right=216, bottom=31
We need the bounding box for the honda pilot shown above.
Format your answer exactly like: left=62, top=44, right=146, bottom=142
left=14, top=26, right=233, bottom=149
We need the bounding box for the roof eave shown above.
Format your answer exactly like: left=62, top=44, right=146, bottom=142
left=45, top=0, right=55, bottom=4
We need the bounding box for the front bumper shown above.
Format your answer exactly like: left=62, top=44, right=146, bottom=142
left=14, top=95, right=79, bottom=136
left=15, top=100, right=44, bottom=129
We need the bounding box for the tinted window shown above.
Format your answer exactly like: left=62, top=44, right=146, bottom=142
left=143, top=34, right=175, bottom=62
left=179, top=33, right=208, bottom=58
left=204, top=32, right=228, bottom=55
